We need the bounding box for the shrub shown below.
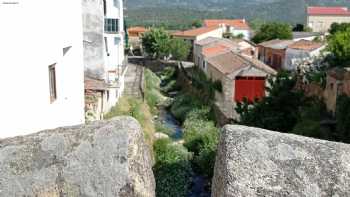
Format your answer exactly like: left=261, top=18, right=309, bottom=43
left=183, top=109, right=219, bottom=178
left=145, top=69, right=165, bottom=113
left=170, top=94, right=203, bottom=122
left=153, top=139, right=192, bottom=197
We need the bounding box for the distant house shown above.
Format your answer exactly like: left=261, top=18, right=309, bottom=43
left=292, top=32, right=323, bottom=41
left=205, top=51, right=276, bottom=119
left=128, top=26, right=148, bottom=37
left=204, top=19, right=251, bottom=40
left=172, top=27, right=223, bottom=60
left=258, top=39, right=294, bottom=70
left=128, top=26, right=149, bottom=51
left=324, top=67, right=350, bottom=113
left=284, top=40, right=326, bottom=71
left=194, top=37, right=257, bottom=73
left=307, top=6, right=350, bottom=32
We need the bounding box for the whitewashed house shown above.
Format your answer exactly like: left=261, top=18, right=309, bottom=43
left=204, top=19, right=251, bottom=40
left=83, top=0, right=126, bottom=120
left=0, top=0, right=85, bottom=138
left=284, top=40, right=326, bottom=71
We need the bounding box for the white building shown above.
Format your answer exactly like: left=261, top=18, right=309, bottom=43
left=83, top=0, right=126, bottom=120
left=284, top=40, right=326, bottom=71
left=0, top=0, right=85, bottom=138
left=203, top=19, right=251, bottom=40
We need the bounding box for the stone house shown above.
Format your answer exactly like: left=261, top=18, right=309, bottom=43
left=258, top=39, right=294, bottom=70
left=194, top=37, right=257, bottom=74
left=205, top=51, right=277, bottom=119
left=203, top=19, right=251, bottom=40
left=307, top=7, right=350, bottom=33
left=284, top=39, right=326, bottom=71
left=324, top=67, right=350, bottom=113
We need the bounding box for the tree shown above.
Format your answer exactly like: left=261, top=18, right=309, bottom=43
left=329, top=23, right=350, bottom=35
left=252, top=22, right=293, bottom=44
left=141, top=28, right=171, bottom=59
left=191, top=20, right=202, bottom=28
left=169, top=38, right=190, bottom=61
left=327, top=28, right=350, bottom=67
left=236, top=72, right=306, bottom=132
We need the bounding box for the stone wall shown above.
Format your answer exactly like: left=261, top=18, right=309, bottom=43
left=0, top=117, right=155, bottom=197
left=212, top=125, right=350, bottom=197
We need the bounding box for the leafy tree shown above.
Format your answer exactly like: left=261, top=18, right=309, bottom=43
left=236, top=72, right=306, bottom=132
left=329, top=23, right=350, bottom=35
left=141, top=28, right=171, bottom=59
left=249, top=18, right=266, bottom=31
left=191, top=19, right=202, bottom=28
left=252, top=22, right=293, bottom=43
left=327, top=28, right=350, bottom=67
left=169, top=38, right=190, bottom=61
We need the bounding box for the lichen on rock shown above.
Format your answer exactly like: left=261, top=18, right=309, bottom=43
left=0, top=116, right=155, bottom=197
left=212, top=125, right=350, bottom=197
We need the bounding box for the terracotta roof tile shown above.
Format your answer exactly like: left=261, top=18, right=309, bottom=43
left=204, top=19, right=250, bottom=30
left=202, top=44, right=231, bottom=57
left=85, top=77, right=109, bottom=91
left=288, top=40, right=324, bottom=51
left=172, top=26, right=220, bottom=38
left=307, top=6, right=350, bottom=16
left=128, top=26, right=148, bottom=33
left=207, top=51, right=276, bottom=75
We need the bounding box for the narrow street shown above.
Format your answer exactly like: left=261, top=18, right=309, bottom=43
left=123, top=57, right=143, bottom=99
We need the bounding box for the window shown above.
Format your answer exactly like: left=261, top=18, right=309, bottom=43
left=114, top=37, right=121, bottom=45
left=104, top=18, right=119, bottom=33
left=49, top=64, right=57, bottom=103
left=113, top=0, right=119, bottom=7
left=104, top=37, right=109, bottom=56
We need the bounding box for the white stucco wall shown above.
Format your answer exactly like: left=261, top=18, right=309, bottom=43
left=104, top=0, right=125, bottom=72
left=0, top=0, right=85, bottom=138
left=284, top=46, right=325, bottom=71
left=196, top=28, right=224, bottom=41
left=229, top=27, right=250, bottom=40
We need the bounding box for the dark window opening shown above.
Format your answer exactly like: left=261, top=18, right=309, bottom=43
left=49, top=64, right=57, bottom=103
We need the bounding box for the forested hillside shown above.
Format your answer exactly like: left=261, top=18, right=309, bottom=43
left=125, top=0, right=350, bottom=29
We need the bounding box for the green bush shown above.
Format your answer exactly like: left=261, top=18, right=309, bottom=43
left=183, top=109, right=219, bottom=178
left=145, top=69, right=165, bottom=113
left=170, top=94, right=203, bottom=122
left=153, top=139, right=192, bottom=197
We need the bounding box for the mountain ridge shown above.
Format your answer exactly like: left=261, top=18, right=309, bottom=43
left=125, top=0, right=350, bottom=29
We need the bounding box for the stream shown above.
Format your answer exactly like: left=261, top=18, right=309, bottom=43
left=158, top=107, right=211, bottom=197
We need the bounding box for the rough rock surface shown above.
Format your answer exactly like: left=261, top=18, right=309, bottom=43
left=0, top=116, right=155, bottom=197
left=212, top=125, right=350, bottom=197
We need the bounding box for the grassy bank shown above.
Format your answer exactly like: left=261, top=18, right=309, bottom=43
left=105, top=96, right=155, bottom=147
